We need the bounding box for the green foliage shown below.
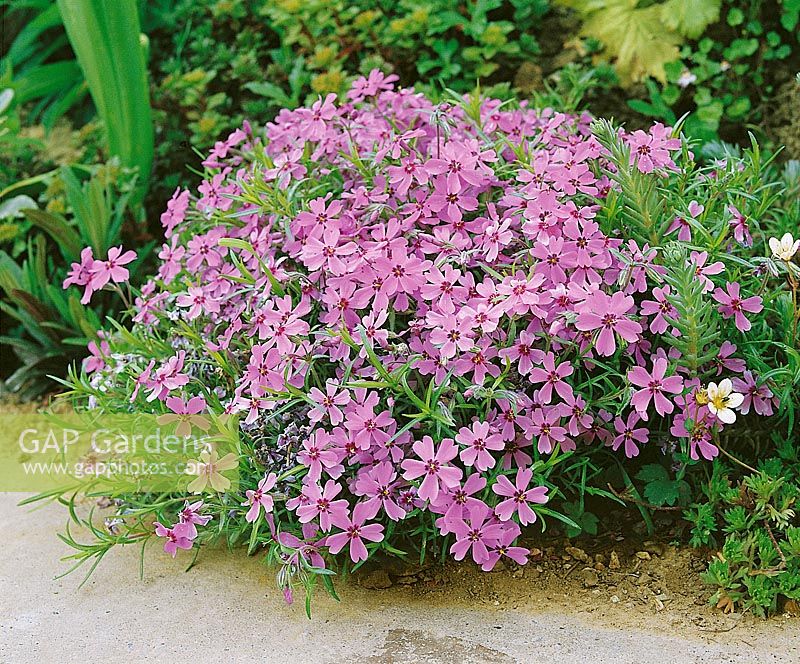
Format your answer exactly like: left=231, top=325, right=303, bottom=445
left=557, top=0, right=721, bottom=84
left=0, top=0, right=87, bottom=126
left=627, top=0, right=800, bottom=145
left=0, top=162, right=148, bottom=398
left=636, top=464, right=690, bottom=507
left=142, top=0, right=550, bottom=200
left=688, top=457, right=800, bottom=616
left=56, top=0, right=154, bottom=204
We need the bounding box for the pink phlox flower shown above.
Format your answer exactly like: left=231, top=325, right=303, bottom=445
left=689, top=251, right=724, bottom=293
left=575, top=290, right=642, bottom=356
left=528, top=351, right=574, bottom=404
left=131, top=359, right=155, bottom=401
left=420, top=264, right=467, bottom=314
left=560, top=391, right=593, bottom=436
left=628, top=356, right=684, bottom=420
left=525, top=406, right=570, bottom=453
left=433, top=473, right=487, bottom=534
left=666, top=200, right=703, bottom=242
left=497, top=272, right=547, bottom=317
left=344, top=392, right=395, bottom=450
left=326, top=502, right=385, bottom=563
left=276, top=523, right=328, bottom=570
left=727, top=205, right=752, bottom=247
left=713, top=281, right=762, bottom=332
left=321, top=280, right=373, bottom=327
left=498, top=329, right=544, bottom=376
left=458, top=301, right=503, bottom=335
left=160, top=188, right=190, bottom=236
left=176, top=285, right=220, bottom=320
left=612, top=412, right=649, bottom=458
left=531, top=235, right=577, bottom=285
left=89, top=245, right=136, bottom=291
left=427, top=311, right=475, bottom=359
left=83, top=336, right=110, bottom=373
left=146, top=351, right=190, bottom=402
left=264, top=149, right=306, bottom=189
left=63, top=247, right=95, bottom=290
left=186, top=229, right=226, bottom=271
left=178, top=500, right=213, bottom=538
left=452, top=338, right=500, bottom=385
left=348, top=69, right=398, bottom=101
left=625, top=123, right=681, bottom=173
left=154, top=521, right=194, bottom=557
left=492, top=468, right=549, bottom=525
left=298, top=430, right=344, bottom=482
left=639, top=285, right=677, bottom=335
left=732, top=371, right=776, bottom=416
left=161, top=395, right=209, bottom=436
left=455, top=420, right=505, bottom=471
left=198, top=173, right=237, bottom=213
left=481, top=522, right=529, bottom=571
left=296, top=93, right=338, bottom=140
left=477, top=204, right=514, bottom=262
left=426, top=175, right=478, bottom=222
left=710, top=340, right=746, bottom=376
left=296, top=479, right=349, bottom=532
left=243, top=473, right=278, bottom=523
left=157, top=236, right=186, bottom=283
left=449, top=500, right=505, bottom=564
left=300, top=225, right=357, bottom=275
left=308, top=380, right=351, bottom=425
left=359, top=309, right=391, bottom=356
left=354, top=462, right=406, bottom=521
left=388, top=155, right=429, bottom=197
left=401, top=435, right=462, bottom=503
left=425, top=141, right=485, bottom=191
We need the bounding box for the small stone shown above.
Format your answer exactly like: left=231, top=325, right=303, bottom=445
left=609, top=551, right=621, bottom=570
left=610, top=595, right=620, bottom=603
left=636, top=572, right=651, bottom=586
left=643, top=541, right=666, bottom=556
left=582, top=568, right=599, bottom=588
left=359, top=569, right=393, bottom=590
left=594, top=554, right=605, bottom=564
left=594, top=562, right=606, bottom=571
left=512, top=567, right=525, bottom=579
left=635, top=551, right=652, bottom=561
left=566, top=546, right=589, bottom=562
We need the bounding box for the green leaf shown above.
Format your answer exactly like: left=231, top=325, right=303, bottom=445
left=727, top=7, right=744, bottom=26
left=563, top=0, right=681, bottom=84
left=22, top=208, right=82, bottom=260
left=56, top=0, right=153, bottom=204
left=660, top=0, right=721, bottom=39
left=636, top=463, right=669, bottom=483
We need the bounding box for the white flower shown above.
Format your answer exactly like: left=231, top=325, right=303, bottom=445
left=769, top=233, right=800, bottom=261
left=677, top=70, right=697, bottom=88
left=705, top=379, right=744, bottom=424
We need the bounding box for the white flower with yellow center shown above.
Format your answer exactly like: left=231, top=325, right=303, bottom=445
left=768, top=233, right=800, bottom=262
left=705, top=379, right=744, bottom=424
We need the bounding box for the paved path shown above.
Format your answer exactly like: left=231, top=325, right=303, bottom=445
left=1, top=493, right=797, bottom=663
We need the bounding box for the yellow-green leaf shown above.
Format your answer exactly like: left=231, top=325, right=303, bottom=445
left=579, top=0, right=681, bottom=84
left=660, top=0, right=722, bottom=39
